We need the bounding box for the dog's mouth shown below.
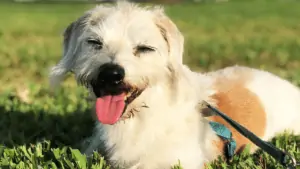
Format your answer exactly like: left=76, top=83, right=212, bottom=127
left=92, top=83, right=144, bottom=125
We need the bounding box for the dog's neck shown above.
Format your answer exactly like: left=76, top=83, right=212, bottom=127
left=100, top=64, right=216, bottom=132
left=88, top=66, right=219, bottom=167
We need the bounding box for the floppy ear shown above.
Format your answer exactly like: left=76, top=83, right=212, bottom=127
left=153, top=7, right=184, bottom=64
left=49, top=23, right=74, bottom=89
left=49, top=13, right=89, bottom=89
left=49, top=5, right=112, bottom=89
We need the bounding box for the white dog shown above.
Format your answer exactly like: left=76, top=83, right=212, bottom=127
left=50, top=2, right=300, bottom=169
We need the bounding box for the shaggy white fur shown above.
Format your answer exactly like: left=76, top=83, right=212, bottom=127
left=50, top=2, right=300, bottom=169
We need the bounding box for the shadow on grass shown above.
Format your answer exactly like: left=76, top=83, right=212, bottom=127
left=0, top=91, right=113, bottom=168
left=0, top=105, right=95, bottom=150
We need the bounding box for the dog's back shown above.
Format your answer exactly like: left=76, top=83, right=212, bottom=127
left=206, top=65, right=300, bottom=153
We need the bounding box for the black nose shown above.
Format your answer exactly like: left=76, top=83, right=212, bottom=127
left=98, top=63, right=125, bottom=85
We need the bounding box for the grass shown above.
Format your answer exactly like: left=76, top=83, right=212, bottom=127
left=0, top=1, right=299, bottom=168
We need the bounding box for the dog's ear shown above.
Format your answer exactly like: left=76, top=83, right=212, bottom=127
left=49, top=5, right=112, bottom=89
left=49, top=16, right=87, bottom=89
left=153, top=7, right=184, bottom=64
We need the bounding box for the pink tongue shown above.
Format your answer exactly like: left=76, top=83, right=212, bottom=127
left=95, top=93, right=126, bottom=125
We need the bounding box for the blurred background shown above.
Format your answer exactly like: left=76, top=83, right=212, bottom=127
left=1, top=0, right=300, bottom=89
left=0, top=0, right=299, bottom=168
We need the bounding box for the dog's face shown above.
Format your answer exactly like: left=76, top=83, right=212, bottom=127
left=50, top=2, right=184, bottom=125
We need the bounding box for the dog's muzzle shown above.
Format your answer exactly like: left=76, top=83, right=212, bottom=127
left=91, top=63, right=127, bottom=97
left=98, top=63, right=125, bottom=85
left=90, top=63, right=145, bottom=125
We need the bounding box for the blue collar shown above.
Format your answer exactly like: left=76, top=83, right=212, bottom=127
left=209, top=121, right=237, bottom=159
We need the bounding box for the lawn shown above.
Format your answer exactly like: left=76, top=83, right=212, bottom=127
left=0, top=1, right=299, bottom=168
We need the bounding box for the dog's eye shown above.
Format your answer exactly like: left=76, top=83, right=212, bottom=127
left=87, top=39, right=103, bottom=50
left=136, top=45, right=155, bottom=53
left=134, top=45, right=155, bottom=57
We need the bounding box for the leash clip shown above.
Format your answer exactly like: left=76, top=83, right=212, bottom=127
left=283, top=151, right=299, bottom=169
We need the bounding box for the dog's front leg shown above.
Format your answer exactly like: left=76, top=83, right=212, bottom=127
left=81, top=129, right=103, bottom=156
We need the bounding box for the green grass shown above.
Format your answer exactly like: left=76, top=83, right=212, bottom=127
left=0, top=1, right=300, bottom=168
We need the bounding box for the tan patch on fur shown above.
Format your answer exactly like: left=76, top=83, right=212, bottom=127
left=211, top=139, right=226, bottom=156
left=153, top=9, right=184, bottom=63
left=156, top=24, right=170, bottom=54
left=207, top=73, right=266, bottom=156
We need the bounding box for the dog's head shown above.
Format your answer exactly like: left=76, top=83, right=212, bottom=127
left=50, top=2, right=184, bottom=125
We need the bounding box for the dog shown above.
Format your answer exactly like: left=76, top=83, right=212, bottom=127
left=49, top=2, right=300, bottom=169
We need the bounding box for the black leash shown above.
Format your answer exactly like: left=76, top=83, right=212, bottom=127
left=203, top=101, right=299, bottom=169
